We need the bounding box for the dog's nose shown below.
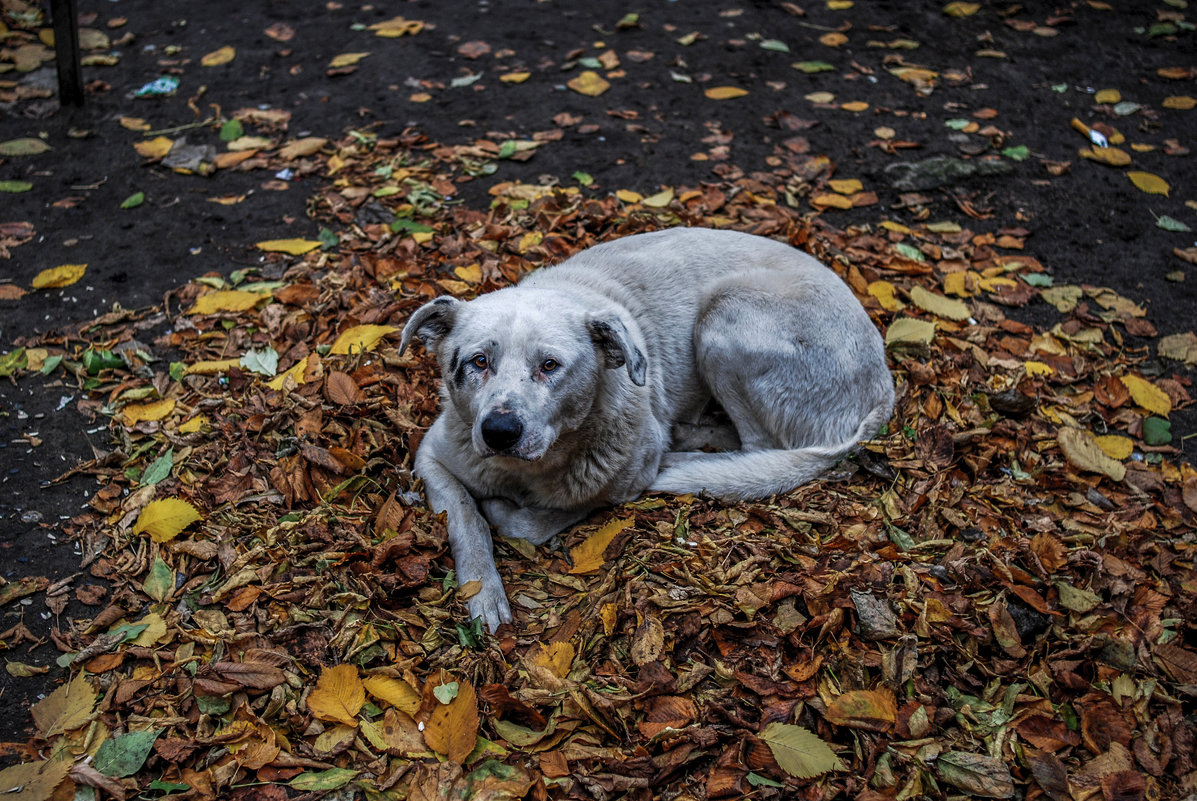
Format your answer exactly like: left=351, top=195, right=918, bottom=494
left=480, top=411, right=523, bottom=452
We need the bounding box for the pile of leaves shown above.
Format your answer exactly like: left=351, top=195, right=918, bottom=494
left=2, top=117, right=1196, bottom=801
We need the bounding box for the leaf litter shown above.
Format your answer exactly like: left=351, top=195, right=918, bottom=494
left=0, top=2, right=1195, bottom=801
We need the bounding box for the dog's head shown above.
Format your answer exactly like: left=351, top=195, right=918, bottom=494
left=400, top=288, right=646, bottom=461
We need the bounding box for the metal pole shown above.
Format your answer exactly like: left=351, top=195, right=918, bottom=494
left=50, top=0, right=84, bottom=106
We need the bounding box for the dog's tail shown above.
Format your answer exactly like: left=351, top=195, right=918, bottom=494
left=648, top=404, right=891, bottom=502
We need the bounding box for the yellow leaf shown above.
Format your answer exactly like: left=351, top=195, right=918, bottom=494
left=569, top=517, right=634, bottom=574
left=1127, top=171, right=1170, bottom=196
left=880, top=220, right=910, bottom=234
left=133, top=498, right=202, bottom=543
left=806, top=91, right=836, bottom=104
left=819, top=32, right=849, bottom=47
left=1024, top=360, right=1054, bottom=377
left=185, top=359, right=242, bottom=375
left=188, top=289, right=266, bottom=315
left=0, top=759, right=72, bottom=799
left=601, top=603, right=618, bottom=637
left=567, top=70, right=610, bottom=97
left=129, top=612, right=168, bottom=647
left=255, top=238, right=323, bottom=255
left=179, top=415, right=208, bottom=434
left=1094, top=435, right=1134, bottom=461
left=529, top=642, right=575, bottom=678
left=278, top=137, right=328, bottom=159
left=826, top=688, right=897, bottom=731
left=453, top=263, right=482, bottom=283
left=828, top=178, right=863, bottom=194
left=31, top=264, right=86, bottom=290
left=827, top=0, right=853, bottom=7
left=1162, top=95, right=1196, bottom=110
left=1120, top=374, right=1172, bottom=416
left=810, top=192, right=853, bottom=209
left=942, top=1, right=980, bottom=16
left=266, top=354, right=312, bottom=390
left=909, top=285, right=971, bottom=321
left=867, top=281, right=905, bottom=312
left=1057, top=427, right=1126, bottom=481
left=121, top=397, right=176, bottom=426
left=885, top=317, right=936, bottom=347
left=840, top=101, right=870, bottom=112
left=642, top=188, right=675, bottom=208
left=422, top=675, right=479, bottom=763
left=201, top=46, right=235, bottom=67
left=31, top=673, right=96, bottom=737
left=329, top=52, right=370, bottom=69
left=616, top=189, right=643, bottom=203
left=1079, top=146, right=1131, bottom=166
left=705, top=86, right=749, bottom=100
left=1094, top=88, right=1121, bottom=104
left=368, top=16, right=424, bottom=37
left=119, top=117, right=150, bottom=131
left=500, top=71, right=531, bottom=84
left=942, top=271, right=976, bottom=297
left=330, top=324, right=400, bottom=355
left=362, top=675, right=422, bottom=716
left=517, top=232, right=543, bottom=253
left=307, top=664, right=365, bottom=728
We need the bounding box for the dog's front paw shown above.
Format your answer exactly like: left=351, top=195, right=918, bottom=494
left=465, top=568, right=513, bottom=633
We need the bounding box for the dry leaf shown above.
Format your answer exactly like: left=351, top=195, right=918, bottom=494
left=363, top=675, right=422, bottom=716
left=705, top=86, right=749, bottom=100
left=133, top=498, right=203, bottom=543
left=31, top=264, right=86, bottom=290
left=329, top=324, right=399, bottom=355
left=567, top=71, right=610, bottom=97
left=121, top=398, right=176, bottom=426
left=1119, top=374, right=1171, bottom=416
left=255, top=238, right=323, bottom=255
left=31, top=673, right=96, bottom=737
left=307, top=664, right=365, bottom=727
left=422, top=675, right=479, bottom=763
left=201, top=46, right=235, bottom=66
left=825, top=688, right=897, bottom=731
left=568, top=517, right=633, bottom=574
left=1126, top=171, right=1170, bottom=196
left=188, top=289, right=267, bottom=315
left=1056, top=427, right=1126, bottom=481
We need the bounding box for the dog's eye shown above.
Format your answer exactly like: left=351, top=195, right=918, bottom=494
left=541, top=359, right=559, bottom=373
left=471, top=354, right=488, bottom=369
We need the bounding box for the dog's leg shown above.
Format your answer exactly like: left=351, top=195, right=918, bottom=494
left=480, top=498, right=589, bottom=546
left=415, top=423, right=512, bottom=632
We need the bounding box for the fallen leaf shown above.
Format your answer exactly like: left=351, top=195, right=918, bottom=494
left=569, top=517, right=634, bottom=574
left=825, top=688, right=897, bottom=731
left=32, top=673, right=97, bottom=737
left=759, top=723, right=845, bottom=778
left=937, top=752, right=1015, bottom=798
left=909, top=285, right=971, bottom=320
left=1057, top=427, right=1126, bottom=481
left=885, top=317, right=936, bottom=347
left=0, top=137, right=52, bottom=156
left=255, top=238, right=323, bottom=255
left=329, top=52, right=370, bottom=69
left=1120, top=374, right=1171, bottom=416
left=201, top=46, right=236, bottom=66
left=121, top=398, right=175, bottom=426
left=132, top=498, right=203, bottom=543
left=567, top=71, right=610, bottom=97
left=422, top=675, right=479, bottom=763
left=307, top=664, right=365, bottom=727
left=362, top=675, right=422, bottom=716
left=705, top=86, right=749, bottom=100
left=188, top=289, right=267, bottom=315
left=1126, top=171, right=1169, bottom=196
left=31, top=264, right=87, bottom=290
left=329, top=324, right=399, bottom=355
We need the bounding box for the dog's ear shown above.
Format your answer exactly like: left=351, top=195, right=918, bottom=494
left=586, top=315, right=647, bottom=387
left=400, top=296, right=460, bottom=354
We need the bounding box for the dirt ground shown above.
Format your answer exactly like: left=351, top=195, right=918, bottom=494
left=1, top=0, right=1195, bottom=794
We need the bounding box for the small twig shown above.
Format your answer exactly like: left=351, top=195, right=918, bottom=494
left=144, top=116, right=219, bottom=137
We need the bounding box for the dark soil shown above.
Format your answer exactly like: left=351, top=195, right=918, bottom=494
left=1, top=0, right=1194, bottom=747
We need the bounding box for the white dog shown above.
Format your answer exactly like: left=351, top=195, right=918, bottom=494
left=400, top=228, right=893, bottom=631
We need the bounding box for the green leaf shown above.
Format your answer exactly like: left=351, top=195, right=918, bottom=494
left=239, top=347, right=279, bottom=377
left=747, top=772, right=785, bottom=788
left=944, top=118, right=972, bottom=130
left=94, top=729, right=161, bottom=777
left=121, top=191, right=145, bottom=209
left=0, top=180, right=33, bottom=192
left=760, top=39, right=790, bottom=52
left=0, top=348, right=27, bottom=377
left=1055, top=581, right=1100, bottom=613
left=83, top=348, right=123, bottom=375
left=169, top=361, right=186, bottom=381
left=318, top=227, right=340, bottom=249
left=142, top=556, right=174, bottom=602
left=497, top=140, right=518, bottom=159
left=792, top=60, right=835, bottom=73
left=196, top=696, right=230, bottom=715
left=141, top=448, right=174, bottom=487
left=1155, top=215, right=1191, bottom=233
left=219, top=118, right=244, bottom=142
left=390, top=217, right=434, bottom=235
left=758, top=722, right=845, bottom=778
left=433, top=681, right=460, bottom=704
left=1022, top=273, right=1054, bottom=288
left=572, top=171, right=594, bottom=186
left=288, top=768, right=358, bottom=791
left=894, top=242, right=926, bottom=261
left=1142, top=416, right=1172, bottom=445
left=0, top=137, right=51, bottom=156
left=1001, top=145, right=1030, bottom=161
left=148, top=779, right=191, bottom=792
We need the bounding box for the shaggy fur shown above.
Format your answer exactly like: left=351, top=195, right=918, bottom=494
left=400, top=228, right=893, bottom=630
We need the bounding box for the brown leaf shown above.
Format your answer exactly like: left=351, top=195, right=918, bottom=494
left=325, top=371, right=364, bottom=405
left=637, top=695, right=696, bottom=738
left=215, top=661, right=286, bottom=690
left=825, top=688, right=896, bottom=732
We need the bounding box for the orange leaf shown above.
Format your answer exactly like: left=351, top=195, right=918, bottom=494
left=422, top=675, right=479, bottom=763
left=307, top=664, right=365, bottom=727
left=704, top=86, right=748, bottom=100
left=568, top=517, right=633, bottom=574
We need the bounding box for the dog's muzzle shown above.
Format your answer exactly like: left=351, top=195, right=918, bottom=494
left=480, top=410, right=523, bottom=453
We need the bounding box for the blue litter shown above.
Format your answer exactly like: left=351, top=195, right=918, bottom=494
left=134, top=75, right=180, bottom=98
